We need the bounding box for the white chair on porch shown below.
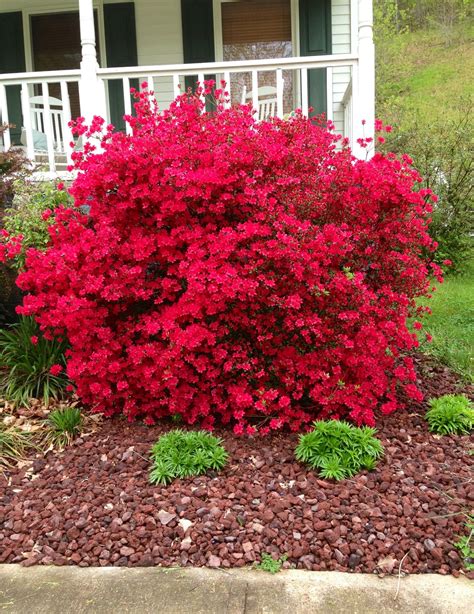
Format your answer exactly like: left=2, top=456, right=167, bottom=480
left=20, top=95, right=66, bottom=153
left=241, top=85, right=278, bottom=121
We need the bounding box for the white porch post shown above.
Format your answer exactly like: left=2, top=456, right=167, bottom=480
left=353, top=0, right=375, bottom=158
left=78, top=0, right=104, bottom=123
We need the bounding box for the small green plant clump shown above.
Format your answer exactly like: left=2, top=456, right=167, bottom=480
left=255, top=552, right=288, bottom=574
left=42, top=406, right=83, bottom=449
left=454, top=516, right=474, bottom=572
left=295, top=419, right=384, bottom=481
left=425, top=394, right=473, bottom=435
left=149, top=429, right=228, bottom=485
left=0, top=316, right=68, bottom=407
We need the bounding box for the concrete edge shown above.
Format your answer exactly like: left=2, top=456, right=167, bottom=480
left=0, top=565, right=472, bottom=614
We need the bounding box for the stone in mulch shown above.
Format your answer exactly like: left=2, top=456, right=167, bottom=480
left=0, top=355, right=472, bottom=576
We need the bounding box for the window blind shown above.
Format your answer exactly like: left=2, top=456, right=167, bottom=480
left=222, top=0, right=291, bottom=45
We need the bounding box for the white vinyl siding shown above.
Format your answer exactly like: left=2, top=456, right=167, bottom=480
left=131, top=0, right=184, bottom=109
left=331, top=0, right=351, bottom=134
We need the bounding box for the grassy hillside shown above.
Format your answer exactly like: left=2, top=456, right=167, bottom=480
left=375, top=23, right=473, bottom=121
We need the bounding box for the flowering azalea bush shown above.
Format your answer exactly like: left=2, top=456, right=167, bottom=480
left=3, top=85, right=442, bottom=433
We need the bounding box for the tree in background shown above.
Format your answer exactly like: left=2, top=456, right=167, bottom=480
left=374, top=0, right=472, bottom=35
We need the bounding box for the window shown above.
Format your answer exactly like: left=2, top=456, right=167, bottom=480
left=222, top=0, right=292, bottom=61
left=30, top=11, right=100, bottom=119
left=221, top=0, right=294, bottom=113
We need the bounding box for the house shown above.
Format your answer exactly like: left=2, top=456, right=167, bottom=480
left=0, top=0, right=375, bottom=177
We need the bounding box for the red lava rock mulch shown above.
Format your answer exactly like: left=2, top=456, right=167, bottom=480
left=0, top=354, right=472, bottom=576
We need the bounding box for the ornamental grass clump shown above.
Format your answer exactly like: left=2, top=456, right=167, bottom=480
left=0, top=316, right=68, bottom=407
left=149, top=430, right=228, bottom=485
left=42, top=406, right=83, bottom=449
left=0, top=422, right=36, bottom=468
left=295, top=419, right=384, bottom=481
left=426, top=394, right=473, bottom=435
left=2, top=83, right=442, bottom=433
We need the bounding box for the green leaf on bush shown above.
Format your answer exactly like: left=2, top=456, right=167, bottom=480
left=295, top=419, right=384, bottom=481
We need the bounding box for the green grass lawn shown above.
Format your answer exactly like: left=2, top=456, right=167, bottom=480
left=419, top=261, right=474, bottom=382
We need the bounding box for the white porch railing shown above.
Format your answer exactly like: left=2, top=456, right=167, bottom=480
left=0, top=69, right=80, bottom=176
left=98, top=54, right=357, bottom=113
left=0, top=55, right=356, bottom=177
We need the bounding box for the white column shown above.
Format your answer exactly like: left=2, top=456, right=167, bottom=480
left=354, top=0, right=375, bottom=159
left=78, top=0, right=104, bottom=123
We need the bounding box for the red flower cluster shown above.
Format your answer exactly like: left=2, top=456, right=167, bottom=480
left=12, top=87, right=440, bottom=433
left=0, top=229, right=23, bottom=261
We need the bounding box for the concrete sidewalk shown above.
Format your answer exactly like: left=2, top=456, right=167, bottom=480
left=0, top=565, right=472, bottom=614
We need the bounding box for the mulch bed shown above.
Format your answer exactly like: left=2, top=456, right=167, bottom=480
left=1, top=354, right=473, bottom=576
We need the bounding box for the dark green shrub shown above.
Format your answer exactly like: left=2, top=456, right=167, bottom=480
left=379, top=100, right=473, bottom=273
left=149, top=430, right=228, bottom=485
left=426, top=394, right=473, bottom=435
left=0, top=316, right=68, bottom=406
left=0, top=263, right=22, bottom=327
left=295, top=420, right=384, bottom=481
